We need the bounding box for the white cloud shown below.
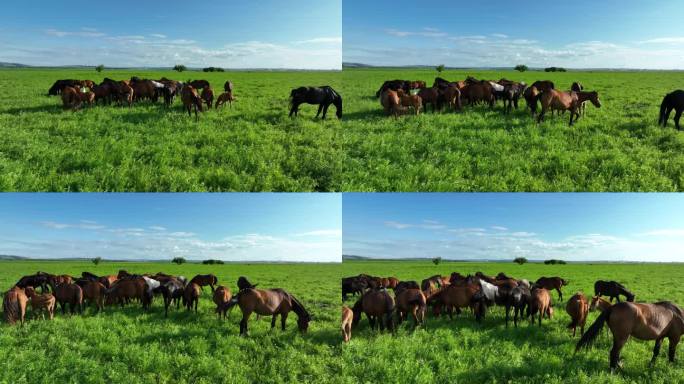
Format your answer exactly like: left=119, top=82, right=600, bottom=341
left=639, top=37, right=684, bottom=44
left=491, top=226, right=508, bottom=231
left=150, top=34, right=167, bottom=39
left=45, top=28, right=106, bottom=38
left=638, top=229, right=684, bottom=237
left=293, top=37, right=342, bottom=44
left=295, top=229, right=342, bottom=237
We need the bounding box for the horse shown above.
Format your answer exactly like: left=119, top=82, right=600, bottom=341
left=131, top=80, right=157, bottom=102
left=3, top=286, right=28, bottom=325
left=461, top=82, right=494, bottom=107
left=531, top=80, right=555, bottom=92
left=375, top=80, right=410, bottom=97
left=380, top=89, right=406, bottom=117
left=528, top=287, right=552, bottom=326
left=105, top=278, right=148, bottom=309
left=289, top=86, right=342, bottom=119
left=189, top=274, right=218, bottom=292
left=397, top=90, right=423, bottom=115
left=54, top=283, right=83, bottom=315
left=48, top=79, right=82, bottom=95
left=342, top=276, right=368, bottom=300
left=537, top=90, right=601, bottom=126
left=501, top=82, right=526, bottom=114
left=571, top=82, right=586, bottom=115
left=442, top=85, right=462, bottom=111
left=215, top=92, right=235, bottom=109
left=427, top=283, right=484, bottom=321
left=417, top=87, right=442, bottom=113
left=161, top=82, right=178, bottom=107
left=98, top=275, right=118, bottom=288
left=393, top=281, right=419, bottom=292
left=421, top=275, right=449, bottom=297
left=181, top=85, right=203, bottom=121
left=394, top=287, right=427, bottom=328
left=15, top=273, right=51, bottom=293
left=201, top=86, right=214, bottom=109
left=119, top=83, right=134, bottom=107
left=566, top=292, right=589, bottom=337
left=224, top=81, right=234, bottom=93
left=160, top=277, right=185, bottom=317
left=342, top=306, right=353, bottom=342
left=590, top=295, right=612, bottom=312
left=226, top=288, right=311, bottom=335
left=213, top=286, right=232, bottom=320
left=48, top=275, right=74, bottom=291
left=25, top=286, right=56, bottom=320
left=183, top=283, right=201, bottom=313
left=237, top=276, right=258, bottom=291
left=61, top=86, right=83, bottom=111
left=594, top=280, right=635, bottom=302
left=659, top=90, right=684, bottom=130
left=352, top=288, right=394, bottom=331
left=385, top=277, right=399, bottom=289
left=189, top=80, right=210, bottom=89
left=504, top=285, right=530, bottom=328
left=534, top=276, right=568, bottom=301
left=82, top=281, right=106, bottom=313
left=524, top=86, right=540, bottom=116
left=576, top=301, right=684, bottom=372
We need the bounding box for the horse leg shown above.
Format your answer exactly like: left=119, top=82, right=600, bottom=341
left=368, top=315, right=376, bottom=330
left=321, top=104, right=330, bottom=119
left=240, top=313, right=251, bottom=336
left=315, top=104, right=323, bottom=118
left=663, top=107, right=672, bottom=127
left=289, top=103, right=298, bottom=118
left=557, top=289, right=563, bottom=302
left=281, top=312, right=288, bottom=331
left=650, top=337, right=664, bottom=367
left=674, top=110, right=682, bottom=131
left=669, top=334, right=681, bottom=363
left=610, top=336, right=628, bottom=372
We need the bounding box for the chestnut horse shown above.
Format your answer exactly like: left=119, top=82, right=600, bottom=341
left=189, top=274, right=218, bottom=292
left=227, top=288, right=311, bottom=335
left=528, top=287, right=552, bottom=326
left=590, top=295, right=612, bottom=312
left=394, top=287, right=427, bottom=328
left=3, top=286, right=28, bottom=325
left=380, top=89, right=406, bottom=117
left=427, top=283, right=484, bottom=321
left=659, top=90, right=684, bottom=130
left=534, top=276, right=569, bottom=301
left=82, top=281, right=106, bottom=312
left=181, top=85, right=203, bottom=121
left=183, top=283, right=201, bottom=313
left=576, top=301, right=684, bottom=372
left=25, top=286, right=56, bottom=320
left=54, top=283, right=83, bottom=315
left=566, top=292, right=589, bottom=337
left=352, top=289, right=394, bottom=331
left=201, top=86, right=214, bottom=109
left=342, top=306, right=353, bottom=342
left=213, top=285, right=232, bottom=320
left=215, top=92, right=235, bottom=109
left=537, top=90, right=601, bottom=126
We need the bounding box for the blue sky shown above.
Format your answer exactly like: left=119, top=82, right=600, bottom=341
left=344, top=194, right=684, bottom=262
left=0, top=0, right=341, bottom=69
left=343, top=0, right=684, bottom=69
left=0, top=194, right=341, bottom=262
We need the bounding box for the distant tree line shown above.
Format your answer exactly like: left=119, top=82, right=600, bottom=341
left=544, top=67, right=567, bottom=72
left=202, top=259, right=225, bottom=265
left=514, top=65, right=528, bottom=72
left=513, top=257, right=527, bottom=265
left=202, top=67, right=225, bottom=72
left=544, top=259, right=567, bottom=265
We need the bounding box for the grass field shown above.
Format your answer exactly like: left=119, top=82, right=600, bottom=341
left=341, top=68, right=684, bottom=191
left=0, top=69, right=342, bottom=192
left=341, top=260, right=684, bottom=383
left=0, top=261, right=341, bottom=384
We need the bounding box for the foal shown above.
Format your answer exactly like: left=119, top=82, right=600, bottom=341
left=342, top=306, right=353, bottom=342
left=25, top=286, right=56, bottom=320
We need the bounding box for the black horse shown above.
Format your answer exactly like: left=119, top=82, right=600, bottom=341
left=594, top=280, right=635, bottom=302
left=289, top=86, right=342, bottom=119
left=15, top=272, right=52, bottom=292
left=659, top=90, right=684, bottom=130
left=342, top=276, right=368, bottom=301
left=504, top=285, right=530, bottom=327
left=375, top=80, right=410, bottom=97
left=48, top=79, right=82, bottom=96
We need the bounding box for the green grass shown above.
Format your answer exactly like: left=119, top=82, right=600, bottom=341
left=341, top=68, right=684, bottom=191
left=0, top=261, right=341, bottom=384
left=0, top=69, right=342, bottom=191
left=341, top=260, right=684, bottom=383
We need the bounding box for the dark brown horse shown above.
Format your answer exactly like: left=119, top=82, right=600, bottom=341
left=189, top=274, right=218, bottom=292
left=417, top=87, right=441, bottom=113
left=227, top=288, right=311, bottom=335
left=427, top=283, right=483, bottom=321
left=15, top=272, right=51, bottom=293
left=181, top=85, right=203, bottom=121
left=534, top=276, right=569, bottom=301
left=54, top=283, right=83, bottom=314
left=82, top=281, right=106, bottom=312
left=61, top=86, right=83, bottom=111
left=215, top=92, right=235, bottom=109
left=352, top=289, right=395, bottom=331
left=659, top=90, right=684, bottom=130
left=213, top=285, right=232, bottom=320
left=183, top=283, right=201, bottom=313
left=594, top=280, right=635, bottom=302
left=394, top=287, right=427, bottom=328
left=189, top=80, right=210, bottom=89
left=201, top=86, right=214, bottom=109
left=577, top=301, right=684, bottom=372
left=566, top=292, right=589, bottom=337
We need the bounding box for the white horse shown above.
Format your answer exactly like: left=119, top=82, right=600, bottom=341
left=479, top=279, right=499, bottom=305
left=142, top=276, right=161, bottom=297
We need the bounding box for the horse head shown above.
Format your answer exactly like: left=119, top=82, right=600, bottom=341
left=588, top=92, right=601, bottom=108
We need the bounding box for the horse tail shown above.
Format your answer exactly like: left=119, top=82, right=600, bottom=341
left=659, top=94, right=669, bottom=125
left=3, top=291, right=19, bottom=324
left=575, top=306, right=612, bottom=352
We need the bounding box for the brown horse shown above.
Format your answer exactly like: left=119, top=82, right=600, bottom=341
left=442, top=85, right=462, bottom=111
left=189, top=80, right=210, bottom=89
left=215, top=92, right=235, bottom=109
left=342, top=306, right=353, bottom=342
left=352, top=289, right=395, bottom=331
left=181, top=85, right=203, bottom=121
left=183, top=283, right=201, bottom=313
left=394, top=287, right=427, bottom=328
left=213, top=285, right=232, bottom=319
left=534, top=276, right=569, bottom=301
left=528, top=287, right=552, bottom=326
left=105, top=278, right=148, bottom=309
left=61, top=86, right=83, bottom=111
left=417, top=87, right=441, bottom=113
left=524, top=86, right=540, bottom=116
left=421, top=275, right=449, bottom=297
left=98, top=275, right=118, bottom=288
left=397, top=90, right=422, bottom=115
left=428, top=283, right=483, bottom=320
left=461, top=82, right=494, bottom=107
left=566, top=292, right=589, bottom=337
left=590, top=295, right=612, bottom=312
left=189, top=274, right=218, bottom=292
left=380, top=89, right=406, bottom=117
left=82, top=281, right=106, bottom=312
left=54, top=283, right=83, bottom=314
left=201, top=86, right=214, bottom=109
left=385, top=277, right=399, bottom=289
left=25, top=286, right=56, bottom=320
left=577, top=301, right=684, bottom=371
left=227, top=288, right=311, bottom=335
left=537, top=90, right=601, bottom=125
left=3, top=286, right=28, bottom=325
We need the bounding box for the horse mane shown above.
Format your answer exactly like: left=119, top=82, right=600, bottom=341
left=287, top=292, right=310, bottom=319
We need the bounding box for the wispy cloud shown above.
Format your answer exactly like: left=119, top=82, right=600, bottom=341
left=638, top=37, right=684, bottom=44
left=45, top=28, right=106, bottom=38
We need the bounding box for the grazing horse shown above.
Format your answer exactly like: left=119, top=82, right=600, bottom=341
left=342, top=276, right=368, bottom=300
left=352, top=289, right=395, bottom=331
left=461, top=82, right=494, bottom=107
left=524, top=86, right=540, bottom=116
left=237, top=276, right=258, bottom=291
left=397, top=90, right=423, bottom=115
left=215, top=92, right=235, bottom=109
left=394, top=287, right=427, bottom=328
left=15, top=273, right=51, bottom=293
left=501, top=82, right=526, bottom=114
left=417, top=87, right=441, bottom=113
left=54, top=283, right=83, bottom=315
left=82, top=281, right=106, bottom=313
left=3, top=286, right=28, bottom=325
left=183, top=283, right=201, bottom=313
left=427, top=283, right=484, bottom=321
left=189, top=274, right=218, bottom=292
left=189, top=80, right=210, bottom=89
left=594, top=280, right=635, bottom=303
left=442, top=85, right=462, bottom=111
left=48, top=79, right=82, bottom=95
left=576, top=301, right=684, bottom=372
left=537, top=90, right=601, bottom=125
left=25, top=286, right=56, bottom=320
left=227, top=288, right=311, bottom=335
left=376, top=80, right=410, bottom=97
left=534, top=276, right=569, bottom=301
left=659, top=90, right=684, bottom=130
left=380, top=89, right=406, bottom=117
left=224, top=81, right=234, bottom=93
left=61, top=86, right=83, bottom=111
left=566, top=292, right=589, bottom=337
left=289, top=86, right=342, bottom=119
left=201, top=86, right=214, bottom=109
left=504, top=285, right=530, bottom=328
left=181, top=85, right=203, bottom=121
left=342, top=306, right=353, bottom=342
left=105, top=278, right=148, bottom=309
left=98, top=275, right=118, bottom=288
left=160, top=277, right=185, bottom=317
left=213, top=286, right=232, bottom=320
left=528, top=287, right=552, bottom=326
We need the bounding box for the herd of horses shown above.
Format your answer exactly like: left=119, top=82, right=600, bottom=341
left=376, top=76, right=684, bottom=130
left=3, top=270, right=311, bottom=336
left=342, top=272, right=684, bottom=372
left=47, top=78, right=343, bottom=122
